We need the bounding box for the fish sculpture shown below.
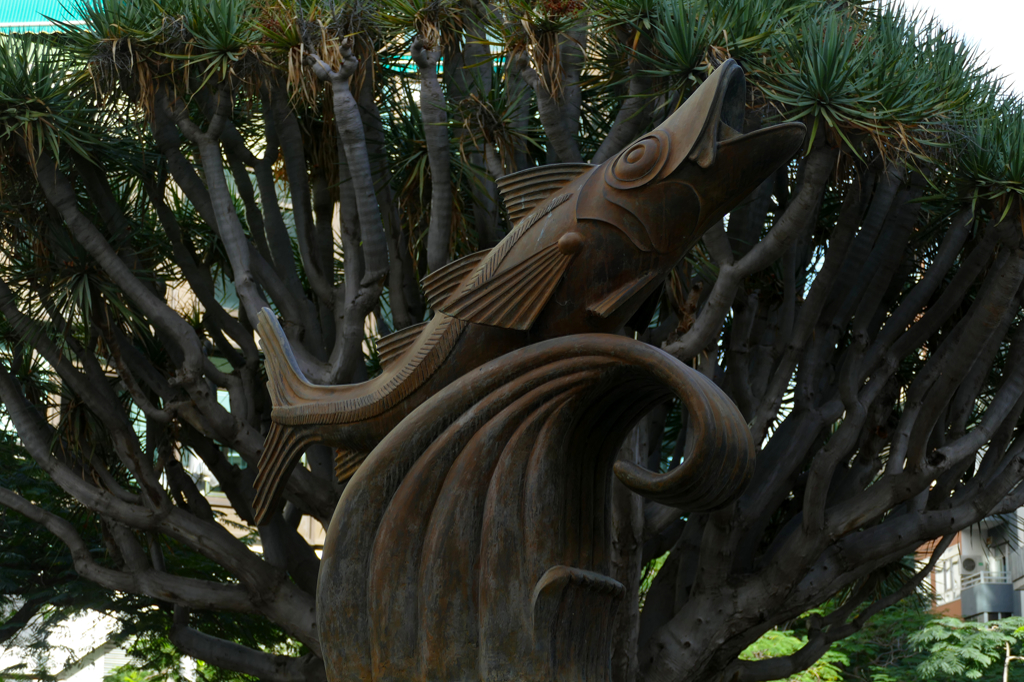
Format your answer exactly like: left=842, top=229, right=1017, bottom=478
left=252, top=59, right=805, bottom=523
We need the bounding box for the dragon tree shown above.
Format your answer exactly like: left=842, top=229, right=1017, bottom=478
left=2, top=0, right=1024, bottom=680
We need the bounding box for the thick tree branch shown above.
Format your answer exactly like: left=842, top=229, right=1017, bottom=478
left=0, top=487, right=256, bottom=612
left=521, top=58, right=583, bottom=163
left=722, top=535, right=952, bottom=682
left=663, top=146, right=838, bottom=361
left=305, top=45, right=389, bottom=283
left=31, top=149, right=205, bottom=378
left=412, top=36, right=454, bottom=273
left=170, top=608, right=326, bottom=682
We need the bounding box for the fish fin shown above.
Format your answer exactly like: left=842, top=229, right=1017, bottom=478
left=421, top=249, right=491, bottom=309
left=531, top=566, right=624, bottom=653
left=587, top=272, right=661, bottom=319
left=334, top=449, right=368, bottom=483
left=437, top=244, right=574, bottom=331
left=252, top=423, right=318, bottom=525
left=377, top=321, right=428, bottom=369
left=626, top=282, right=665, bottom=331
left=496, top=163, right=593, bottom=226
left=256, top=308, right=320, bottom=407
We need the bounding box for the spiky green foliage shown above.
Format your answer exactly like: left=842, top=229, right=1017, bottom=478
left=0, top=34, right=93, bottom=165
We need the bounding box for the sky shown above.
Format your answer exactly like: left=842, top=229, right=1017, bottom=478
left=908, top=0, right=1024, bottom=95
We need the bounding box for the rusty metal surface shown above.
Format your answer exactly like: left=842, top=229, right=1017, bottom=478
left=318, top=335, right=755, bottom=682
left=252, top=58, right=805, bottom=681
left=252, top=60, right=803, bottom=526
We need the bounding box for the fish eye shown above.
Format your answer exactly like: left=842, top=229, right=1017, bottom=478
left=608, top=131, right=670, bottom=189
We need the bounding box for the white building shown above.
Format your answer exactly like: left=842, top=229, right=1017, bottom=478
left=926, top=513, right=1024, bottom=622
left=57, top=642, right=136, bottom=682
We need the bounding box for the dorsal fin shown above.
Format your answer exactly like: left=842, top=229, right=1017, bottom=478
left=496, top=163, right=593, bottom=225
left=421, top=249, right=491, bottom=309
left=377, top=320, right=428, bottom=369
left=436, top=243, right=577, bottom=331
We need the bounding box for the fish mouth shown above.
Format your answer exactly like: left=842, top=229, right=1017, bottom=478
left=605, top=59, right=804, bottom=191
left=683, top=59, right=748, bottom=169
left=710, top=61, right=806, bottom=172
left=578, top=59, right=806, bottom=253
left=686, top=62, right=807, bottom=228
left=651, top=59, right=806, bottom=230
left=655, top=58, right=805, bottom=175
left=688, top=119, right=805, bottom=234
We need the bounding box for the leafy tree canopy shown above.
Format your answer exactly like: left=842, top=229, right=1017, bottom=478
left=913, top=617, right=1024, bottom=681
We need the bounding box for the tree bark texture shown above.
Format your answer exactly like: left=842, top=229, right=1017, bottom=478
left=412, top=36, right=454, bottom=273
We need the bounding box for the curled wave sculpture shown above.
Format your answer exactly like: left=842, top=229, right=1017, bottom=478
left=317, top=333, right=755, bottom=682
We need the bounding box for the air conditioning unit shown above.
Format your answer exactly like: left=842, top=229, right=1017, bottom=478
left=962, top=556, right=983, bottom=574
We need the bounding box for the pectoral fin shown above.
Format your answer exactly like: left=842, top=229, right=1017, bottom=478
left=436, top=243, right=575, bottom=330
left=587, top=271, right=660, bottom=319
left=627, top=282, right=665, bottom=331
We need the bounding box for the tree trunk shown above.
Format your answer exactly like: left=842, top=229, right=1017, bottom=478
left=413, top=36, right=453, bottom=273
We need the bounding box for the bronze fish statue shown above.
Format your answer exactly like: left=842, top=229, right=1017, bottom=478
left=252, top=59, right=804, bottom=523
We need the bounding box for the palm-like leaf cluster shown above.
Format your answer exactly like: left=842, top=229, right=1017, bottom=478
left=4, top=0, right=1021, bottom=245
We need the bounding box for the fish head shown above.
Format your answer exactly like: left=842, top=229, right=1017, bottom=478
left=577, top=59, right=806, bottom=257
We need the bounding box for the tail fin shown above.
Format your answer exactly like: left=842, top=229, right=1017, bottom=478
left=256, top=308, right=320, bottom=408
left=253, top=309, right=318, bottom=525
left=252, top=422, right=318, bottom=524
left=334, top=449, right=367, bottom=483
